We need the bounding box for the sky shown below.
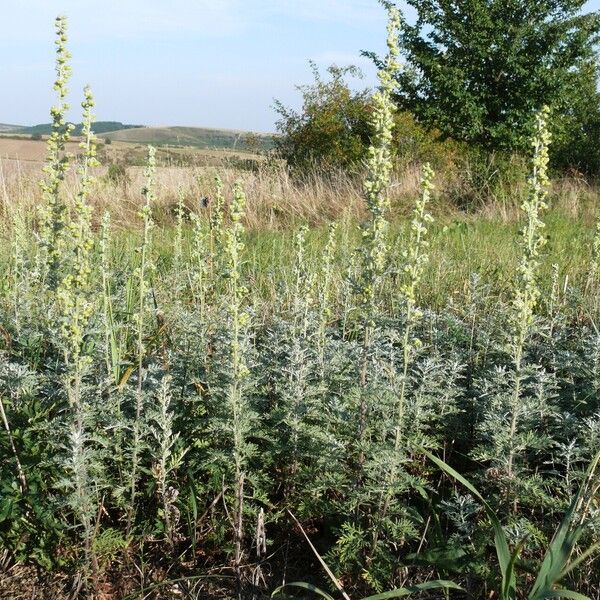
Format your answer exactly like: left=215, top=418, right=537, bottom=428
left=0, top=1, right=597, bottom=133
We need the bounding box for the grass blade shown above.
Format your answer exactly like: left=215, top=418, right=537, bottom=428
left=529, top=450, right=600, bottom=599
left=503, top=536, right=528, bottom=600
left=361, top=580, right=463, bottom=599
left=287, top=510, right=351, bottom=600
left=420, top=448, right=515, bottom=599
left=271, top=582, right=336, bottom=600
left=538, top=590, right=591, bottom=600
left=559, top=543, right=600, bottom=580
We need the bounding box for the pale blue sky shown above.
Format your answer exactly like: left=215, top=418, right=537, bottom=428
left=0, top=1, right=597, bottom=133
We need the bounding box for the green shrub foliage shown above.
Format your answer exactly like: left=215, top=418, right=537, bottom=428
left=383, top=0, right=600, bottom=171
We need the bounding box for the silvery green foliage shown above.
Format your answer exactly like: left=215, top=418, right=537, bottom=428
left=474, top=364, right=559, bottom=474
left=2, top=14, right=600, bottom=600
left=56, top=393, right=105, bottom=540
left=148, top=374, right=186, bottom=546
left=439, top=493, right=481, bottom=542
left=204, top=310, right=258, bottom=479
left=2, top=200, right=600, bottom=596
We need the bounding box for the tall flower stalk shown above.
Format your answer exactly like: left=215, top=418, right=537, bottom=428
left=355, top=3, right=401, bottom=469
left=292, top=225, right=313, bottom=335
left=506, top=107, right=551, bottom=481
left=39, top=15, right=74, bottom=289
left=393, top=163, right=434, bottom=451
left=317, top=222, right=337, bottom=375
left=10, top=210, right=28, bottom=332
left=150, top=376, right=185, bottom=549
left=223, top=182, right=251, bottom=594
left=58, top=86, right=97, bottom=389
left=71, top=85, right=98, bottom=577
left=281, top=225, right=314, bottom=503
left=209, top=175, right=226, bottom=283
left=127, top=146, right=157, bottom=533
left=99, top=210, right=116, bottom=382
left=52, top=82, right=100, bottom=591
left=365, top=164, right=435, bottom=565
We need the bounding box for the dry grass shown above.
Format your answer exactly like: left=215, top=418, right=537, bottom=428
left=0, top=157, right=369, bottom=229
left=1, top=152, right=598, bottom=231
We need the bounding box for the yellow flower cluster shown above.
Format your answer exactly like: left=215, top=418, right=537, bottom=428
left=359, top=5, right=401, bottom=325
left=512, top=106, right=551, bottom=349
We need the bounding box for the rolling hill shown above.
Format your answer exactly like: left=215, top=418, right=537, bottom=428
left=103, top=126, right=275, bottom=152
left=19, top=121, right=142, bottom=136
left=0, top=123, right=25, bottom=133
left=0, top=121, right=276, bottom=154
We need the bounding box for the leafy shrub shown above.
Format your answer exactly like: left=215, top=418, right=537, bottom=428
left=274, top=63, right=373, bottom=172
left=106, top=161, right=130, bottom=187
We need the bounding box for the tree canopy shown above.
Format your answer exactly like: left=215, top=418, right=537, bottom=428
left=385, top=0, right=600, bottom=157
left=274, top=63, right=373, bottom=172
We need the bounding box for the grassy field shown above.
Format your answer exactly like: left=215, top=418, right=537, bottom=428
left=0, top=123, right=274, bottom=150
left=0, top=123, right=273, bottom=170
left=1, top=12, right=600, bottom=600
left=0, top=136, right=266, bottom=179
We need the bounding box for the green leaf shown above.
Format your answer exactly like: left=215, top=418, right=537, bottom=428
left=271, top=582, right=336, bottom=600
left=538, top=590, right=592, bottom=600
left=504, top=536, right=528, bottom=600
left=528, top=450, right=600, bottom=600
left=361, top=580, right=463, bottom=599
left=420, top=448, right=515, bottom=599
left=559, top=543, right=600, bottom=581
left=406, top=545, right=467, bottom=572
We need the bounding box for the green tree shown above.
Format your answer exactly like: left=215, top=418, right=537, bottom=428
left=383, top=0, right=600, bottom=156
left=551, top=60, right=600, bottom=173
left=274, top=62, right=373, bottom=171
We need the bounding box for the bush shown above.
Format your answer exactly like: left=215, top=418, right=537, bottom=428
left=274, top=63, right=373, bottom=172
left=275, top=63, right=460, bottom=178
left=106, top=162, right=129, bottom=187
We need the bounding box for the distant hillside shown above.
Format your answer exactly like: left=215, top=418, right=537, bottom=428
left=20, top=121, right=143, bottom=136
left=104, top=126, right=275, bottom=152
left=0, top=123, right=25, bottom=133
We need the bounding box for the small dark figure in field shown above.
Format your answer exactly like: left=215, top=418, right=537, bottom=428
left=170, top=195, right=210, bottom=221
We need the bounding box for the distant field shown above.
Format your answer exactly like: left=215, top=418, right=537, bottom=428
left=0, top=137, right=81, bottom=163
left=103, top=125, right=275, bottom=151
left=0, top=123, right=274, bottom=169
left=0, top=135, right=265, bottom=172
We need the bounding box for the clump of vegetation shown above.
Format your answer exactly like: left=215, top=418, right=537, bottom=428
left=105, top=161, right=130, bottom=187
left=277, top=0, right=600, bottom=189
left=0, top=8, right=599, bottom=600
left=274, top=62, right=454, bottom=177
